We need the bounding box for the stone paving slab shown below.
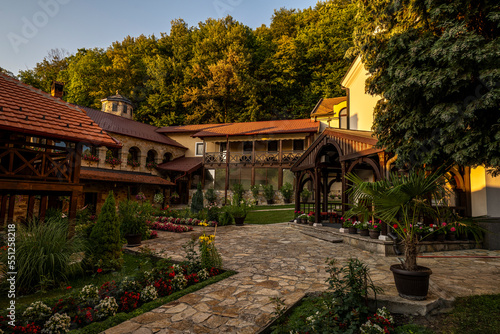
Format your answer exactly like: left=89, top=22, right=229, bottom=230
left=104, top=223, right=500, bottom=333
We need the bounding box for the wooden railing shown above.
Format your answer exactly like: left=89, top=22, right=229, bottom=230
left=204, top=150, right=304, bottom=165
left=0, top=141, right=77, bottom=183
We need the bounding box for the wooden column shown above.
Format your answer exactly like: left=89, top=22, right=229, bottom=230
left=279, top=140, right=283, bottom=163
left=294, top=172, right=301, bottom=213
left=0, top=195, right=9, bottom=226
left=341, top=161, right=347, bottom=216
left=314, top=168, right=321, bottom=224
left=251, top=167, right=255, bottom=186
left=7, top=194, right=15, bottom=223
left=39, top=195, right=48, bottom=221
left=323, top=169, right=329, bottom=213
left=378, top=152, right=387, bottom=180
left=252, top=140, right=255, bottom=164
left=26, top=194, right=36, bottom=222
left=463, top=166, right=472, bottom=217
left=68, top=191, right=79, bottom=238
left=224, top=136, right=230, bottom=205
left=278, top=168, right=283, bottom=189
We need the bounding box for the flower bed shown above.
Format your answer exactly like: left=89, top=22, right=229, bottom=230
left=150, top=222, right=193, bottom=233
left=153, top=217, right=217, bottom=227
left=0, top=264, right=222, bottom=333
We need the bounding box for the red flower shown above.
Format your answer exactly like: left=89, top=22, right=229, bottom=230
left=97, top=268, right=102, bottom=273
left=393, top=224, right=398, bottom=229
left=67, top=286, right=72, bottom=290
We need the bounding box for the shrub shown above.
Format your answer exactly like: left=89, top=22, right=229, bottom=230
left=22, top=301, right=52, bottom=324
left=119, top=200, right=145, bottom=237
left=207, top=204, right=219, bottom=222
left=263, top=184, right=275, bottom=201
left=88, top=191, right=123, bottom=271
left=205, top=188, right=217, bottom=205
left=94, top=297, right=119, bottom=320
left=42, top=313, right=71, bottom=334
left=280, top=182, right=293, bottom=202
left=250, top=184, right=260, bottom=203
left=218, top=211, right=234, bottom=226
left=0, top=217, right=86, bottom=294
left=232, top=183, right=244, bottom=200
left=191, top=183, right=204, bottom=213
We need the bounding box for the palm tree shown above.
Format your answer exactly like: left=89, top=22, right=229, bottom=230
left=346, top=170, right=450, bottom=271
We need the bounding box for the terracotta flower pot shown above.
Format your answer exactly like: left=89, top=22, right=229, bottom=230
left=390, top=264, right=432, bottom=300
left=369, top=230, right=380, bottom=239
left=359, top=229, right=369, bottom=236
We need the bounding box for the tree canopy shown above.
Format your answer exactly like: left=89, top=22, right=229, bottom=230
left=354, top=0, right=500, bottom=173
left=16, top=1, right=357, bottom=126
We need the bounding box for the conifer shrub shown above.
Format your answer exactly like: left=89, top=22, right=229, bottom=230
left=87, top=191, right=123, bottom=271
left=191, top=183, right=204, bottom=214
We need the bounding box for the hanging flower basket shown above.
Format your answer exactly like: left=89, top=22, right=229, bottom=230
left=105, top=157, right=121, bottom=169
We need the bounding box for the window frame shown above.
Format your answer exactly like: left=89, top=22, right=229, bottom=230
left=195, top=142, right=205, bottom=156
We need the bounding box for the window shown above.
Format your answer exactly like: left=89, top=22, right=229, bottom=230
left=112, top=103, right=118, bottom=112
left=107, top=148, right=120, bottom=159
left=219, top=142, right=227, bottom=152
left=195, top=142, right=204, bottom=156
left=163, top=153, right=172, bottom=163
left=214, top=168, right=226, bottom=190
left=82, top=145, right=97, bottom=157
left=255, top=168, right=278, bottom=188
left=122, top=105, right=128, bottom=114
left=229, top=168, right=252, bottom=189
left=283, top=169, right=295, bottom=187
left=146, top=150, right=157, bottom=163
left=204, top=169, right=215, bottom=189
left=268, top=140, right=278, bottom=152
left=293, top=139, right=304, bottom=152
left=339, top=108, right=348, bottom=129
left=243, top=141, right=253, bottom=152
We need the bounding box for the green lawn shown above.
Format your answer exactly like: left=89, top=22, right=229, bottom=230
left=251, top=204, right=295, bottom=211
left=245, top=208, right=294, bottom=224
left=0, top=252, right=154, bottom=310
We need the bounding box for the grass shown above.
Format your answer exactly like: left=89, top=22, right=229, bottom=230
left=442, top=294, right=500, bottom=334
left=245, top=209, right=294, bottom=224
left=251, top=204, right=295, bottom=211
left=0, top=252, right=154, bottom=311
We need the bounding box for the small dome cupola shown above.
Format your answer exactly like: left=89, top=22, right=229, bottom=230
left=100, top=91, right=133, bottom=119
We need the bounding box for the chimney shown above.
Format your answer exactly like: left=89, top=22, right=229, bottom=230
left=51, top=81, right=64, bottom=99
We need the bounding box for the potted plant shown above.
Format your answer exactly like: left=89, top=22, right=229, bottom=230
left=358, top=221, right=370, bottom=236
left=346, top=169, right=451, bottom=300
left=300, top=188, right=311, bottom=202
left=342, top=218, right=357, bottom=234
left=294, top=210, right=304, bottom=223
left=369, top=221, right=382, bottom=239
left=298, top=213, right=308, bottom=224
left=105, top=150, right=121, bottom=169
left=307, top=212, right=315, bottom=226
left=250, top=185, right=260, bottom=205
left=119, top=200, right=147, bottom=247
left=280, top=182, right=293, bottom=204
left=226, top=194, right=252, bottom=225
left=262, top=184, right=274, bottom=205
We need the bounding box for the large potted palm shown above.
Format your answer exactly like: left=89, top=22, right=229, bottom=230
left=346, top=169, right=449, bottom=300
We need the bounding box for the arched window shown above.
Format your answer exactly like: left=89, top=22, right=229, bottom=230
left=127, top=147, right=141, bottom=167
left=339, top=108, right=348, bottom=129
left=147, top=150, right=157, bottom=163
left=163, top=152, right=172, bottom=163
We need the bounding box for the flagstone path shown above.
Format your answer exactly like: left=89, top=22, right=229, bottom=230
left=104, top=223, right=500, bottom=334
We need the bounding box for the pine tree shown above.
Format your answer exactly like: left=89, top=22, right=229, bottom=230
left=88, top=191, right=123, bottom=271
left=191, top=183, right=204, bottom=214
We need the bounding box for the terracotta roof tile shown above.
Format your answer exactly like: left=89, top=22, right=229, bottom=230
left=0, top=73, right=119, bottom=147
left=79, top=106, right=186, bottom=149
left=80, top=167, right=174, bottom=186
left=310, top=97, right=347, bottom=117
left=158, top=119, right=319, bottom=138
left=157, top=157, right=203, bottom=174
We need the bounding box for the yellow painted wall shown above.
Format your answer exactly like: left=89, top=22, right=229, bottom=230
left=470, top=166, right=500, bottom=217
left=341, top=57, right=381, bottom=131
left=166, top=134, right=202, bottom=158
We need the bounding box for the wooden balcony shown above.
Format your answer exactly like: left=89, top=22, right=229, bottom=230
left=204, top=150, right=304, bottom=167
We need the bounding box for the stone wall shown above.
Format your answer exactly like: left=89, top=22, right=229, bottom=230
left=84, top=132, right=185, bottom=175
left=187, top=189, right=292, bottom=206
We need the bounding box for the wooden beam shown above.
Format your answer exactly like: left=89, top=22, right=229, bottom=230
left=314, top=168, right=321, bottom=224
left=27, top=194, right=36, bottom=222
left=0, top=195, right=8, bottom=226
left=7, top=194, right=15, bottom=223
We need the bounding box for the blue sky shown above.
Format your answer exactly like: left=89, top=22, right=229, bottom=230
left=0, top=0, right=318, bottom=74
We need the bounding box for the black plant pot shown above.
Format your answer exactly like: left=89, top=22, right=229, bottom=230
left=234, top=217, right=245, bottom=226
left=359, top=229, right=370, bottom=237
left=390, top=264, right=432, bottom=300
left=348, top=227, right=358, bottom=234
left=369, top=230, right=380, bottom=239
left=125, top=234, right=142, bottom=247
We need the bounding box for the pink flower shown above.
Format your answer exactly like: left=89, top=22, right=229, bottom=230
left=442, top=222, right=447, bottom=227
left=450, top=227, right=456, bottom=232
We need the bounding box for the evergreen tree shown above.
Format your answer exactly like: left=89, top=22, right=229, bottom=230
left=191, top=183, right=204, bottom=214
left=353, top=0, right=500, bottom=173
left=88, top=191, right=123, bottom=271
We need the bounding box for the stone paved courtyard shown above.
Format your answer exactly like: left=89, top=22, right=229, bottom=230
left=105, top=223, right=500, bottom=334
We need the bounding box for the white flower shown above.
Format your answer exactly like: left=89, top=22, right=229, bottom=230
left=172, top=274, right=188, bottom=290
left=42, top=313, right=71, bottom=334
left=140, top=285, right=158, bottom=302
left=94, top=297, right=119, bottom=319
left=79, top=284, right=99, bottom=301
left=197, top=268, right=209, bottom=281
left=23, top=301, right=52, bottom=323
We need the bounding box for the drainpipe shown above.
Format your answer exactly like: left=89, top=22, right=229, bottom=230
left=386, top=155, right=398, bottom=178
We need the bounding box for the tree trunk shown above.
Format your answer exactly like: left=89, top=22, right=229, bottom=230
left=404, top=239, right=418, bottom=271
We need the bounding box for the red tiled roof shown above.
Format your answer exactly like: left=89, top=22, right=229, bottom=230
left=0, top=73, right=119, bottom=147
left=310, top=97, right=347, bottom=117
left=157, top=157, right=203, bottom=174
left=158, top=119, right=320, bottom=138
left=79, top=106, right=186, bottom=149
left=80, top=167, right=174, bottom=186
